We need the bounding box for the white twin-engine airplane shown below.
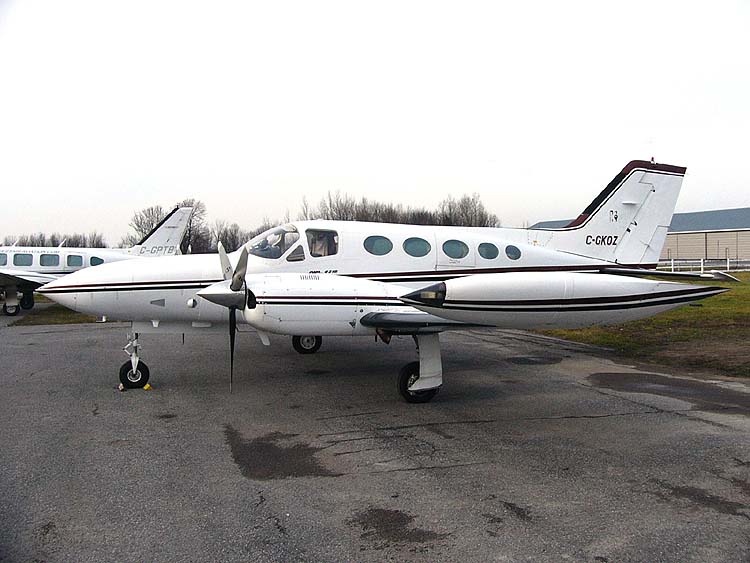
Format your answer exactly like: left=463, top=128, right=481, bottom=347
left=39, top=161, right=732, bottom=402
left=0, top=207, right=192, bottom=316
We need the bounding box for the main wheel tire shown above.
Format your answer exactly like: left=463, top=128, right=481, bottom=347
left=20, top=293, right=34, bottom=310
left=397, top=361, right=439, bottom=403
left=119, top=360, right=150, bottom=389
left=3, top=304, right=19, bottom=317
left=292, top=335, right=322, bottom=354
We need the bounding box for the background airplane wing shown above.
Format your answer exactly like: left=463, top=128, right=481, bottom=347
left=0, top=269, right=60, bottom=289
left=359, top=311, right=489, bottom=334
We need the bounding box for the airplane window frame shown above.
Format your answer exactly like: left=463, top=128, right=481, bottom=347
left=363, top=235, right=393, bottom=256
left=403, top=237, right=431, bottom=258
left=67, top=254, right=83, bottom=267
left=90, top=256, right=104, bottom=266
left=505, top=245, right=522, bottom=260
left=442, top=239, right=469, bottom=259
left=13, top=253, right=33, bottom=267
left=40, top=254, right=60, bottom=267
left=247, top=225, right=301, bottom=260
left=0, top=253, right=6, bottom=266
left=478, top=243, right=499, bottom=260
left=286, top=245, right=306, bottom=262
left=306, top=229, right=339, bottom=258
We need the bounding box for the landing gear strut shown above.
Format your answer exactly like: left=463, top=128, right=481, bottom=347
left=397, top=333, right=442, bottom=403
left=293, top=335, right=322, bottom=354
left=120, top=332, right=150, bottom=389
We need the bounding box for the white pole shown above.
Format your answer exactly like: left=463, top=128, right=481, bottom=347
left=700, top=258, right=704, bottom=274
left=671, top=258, right=675, bottom=272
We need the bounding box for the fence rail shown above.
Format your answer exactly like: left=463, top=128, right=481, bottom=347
left=657, top=258, right=750, bottom=273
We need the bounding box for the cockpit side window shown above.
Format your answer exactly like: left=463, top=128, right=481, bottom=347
left=247, top=225, right=300, bottom=259
left=306, top=229, right=339, bottom=257
left=286, top=245, right=305, bottom=262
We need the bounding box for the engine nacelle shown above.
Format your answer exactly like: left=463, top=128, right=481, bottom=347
left=401, top=272, right=726, bottom=329
left=241, top=273, right=409, bottom=336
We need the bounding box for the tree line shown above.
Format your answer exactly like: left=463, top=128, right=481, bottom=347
left=3, top=192, right=500, bottom=253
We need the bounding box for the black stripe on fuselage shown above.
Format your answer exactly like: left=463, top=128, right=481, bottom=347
left=38, top=264, right=660, bottom=294
left=442, top=286, right=714, bottom=307
left=429, top=289, right=725, bottom=313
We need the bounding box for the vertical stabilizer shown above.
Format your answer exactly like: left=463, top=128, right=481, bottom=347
left=533, top=161, right=686, bottom=266
left=129, top=206, right=193, bottom=257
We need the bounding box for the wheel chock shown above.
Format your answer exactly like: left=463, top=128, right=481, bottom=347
left=118, top=383, right=126, bottom=392
left=143, top=383, right=152, bottom=391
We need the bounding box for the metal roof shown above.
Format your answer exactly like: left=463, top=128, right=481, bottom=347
left=530, top=208, right=750, bottom=232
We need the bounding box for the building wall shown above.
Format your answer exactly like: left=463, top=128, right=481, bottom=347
left=660, top=230, right=750, bottom=260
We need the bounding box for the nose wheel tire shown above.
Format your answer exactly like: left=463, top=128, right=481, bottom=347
left=119, top=361, right=150, bottom=389
left=397, top=361, right=440, bottom=403
left=292, top=335, right=322, bottom=354
left=3, top=304, right=19, bottom=316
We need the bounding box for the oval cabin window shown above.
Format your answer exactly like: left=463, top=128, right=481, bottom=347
left=364, top=236, right=393, bottom=256
left=442, top=240, right=469, bottom=259
left=505, top=245, right=522, bottom=260
left=478, top=243, right=499, bottom=260
left=403, top=237, right=431, bottom=258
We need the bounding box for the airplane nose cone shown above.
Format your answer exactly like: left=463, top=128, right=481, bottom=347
left=37, top=278, right=79, bottom=310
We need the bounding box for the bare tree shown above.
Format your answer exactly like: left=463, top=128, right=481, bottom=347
left=119, top=205, right=167, bottom=247
left=210, top=220, right=251, bottom=252
left=3, top=231, right=107, bottom=247
left=298, top=190, right=499, bottom=227
left=177, top=198, right=210, bottom=253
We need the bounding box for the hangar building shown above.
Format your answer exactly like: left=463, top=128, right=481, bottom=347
left=531, top=208, right=750, bottom=261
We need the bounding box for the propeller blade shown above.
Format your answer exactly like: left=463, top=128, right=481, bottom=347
left=218, top=242, right=232, bottom=281
left=231, top=247, right=249, bottom=292
left=229, top=307, right=236, bottom=393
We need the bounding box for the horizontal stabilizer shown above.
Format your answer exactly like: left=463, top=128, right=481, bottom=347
left=600, top=267, right=740, bottom=282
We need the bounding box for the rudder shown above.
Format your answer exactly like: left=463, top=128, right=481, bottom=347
left=534, top=160, right=686, bottom=266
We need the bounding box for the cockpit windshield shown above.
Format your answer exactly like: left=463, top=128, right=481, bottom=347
left=246, top=225, right=300, bottom=259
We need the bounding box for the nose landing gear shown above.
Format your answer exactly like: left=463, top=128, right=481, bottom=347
left=120, top=332, right=150, bottom=389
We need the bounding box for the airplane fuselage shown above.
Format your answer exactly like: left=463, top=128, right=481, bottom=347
left=39, top=219, right=651, bottom=333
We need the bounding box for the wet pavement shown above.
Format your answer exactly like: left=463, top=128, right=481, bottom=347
left=1, top=322, right=749, bottom=562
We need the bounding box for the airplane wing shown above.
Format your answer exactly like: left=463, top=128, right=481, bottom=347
left=0, top=268, right=60, bottom=289
left=598, top=267, right=740, bottom=282
left=359, top=311, right=489, bottom=335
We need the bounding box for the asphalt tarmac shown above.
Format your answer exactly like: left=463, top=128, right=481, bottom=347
left=1, top=317, right=749, bottom=562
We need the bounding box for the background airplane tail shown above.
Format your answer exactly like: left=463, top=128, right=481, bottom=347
left=534, top=160, right=686, bottom=266
left=129, top=206, right=193, bottom=257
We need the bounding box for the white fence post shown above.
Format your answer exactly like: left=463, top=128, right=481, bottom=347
left=700, top=258, right=704, bottom=274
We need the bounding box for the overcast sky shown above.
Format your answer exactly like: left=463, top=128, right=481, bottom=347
left=1, top=0, right=748, bottom=245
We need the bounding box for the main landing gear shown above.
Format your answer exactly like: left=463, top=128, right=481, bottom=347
left=20, top=291, right=34, bottom=310
left=120, top=332, right=150, bottom=389
left=2, top=285, right=19, bottom=316
left=396, top=333, right=443, bottom=403
left=2, top=303, right=19, bottom=316
left=292, top=335, right=322, bottom=354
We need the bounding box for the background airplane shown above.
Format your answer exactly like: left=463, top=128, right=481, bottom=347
left=0, top=206, right=192, bottom=316
left=38, top=161, right=734, bottom=401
